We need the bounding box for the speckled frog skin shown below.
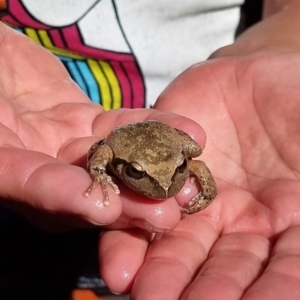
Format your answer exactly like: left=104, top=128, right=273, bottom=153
left=84, top=120, right=217, bottom=214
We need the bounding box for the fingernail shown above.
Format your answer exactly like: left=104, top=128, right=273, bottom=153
left=130, top=219, right=170, bottom=233
left=86, top=217, right=108, bottom=226
left=110, top=290, right=123, bottom=295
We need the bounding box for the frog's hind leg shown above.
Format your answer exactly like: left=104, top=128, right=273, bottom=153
left=181, top=160, right=217, bottom=214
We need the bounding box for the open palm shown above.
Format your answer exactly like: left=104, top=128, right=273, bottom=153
left=100, top=52, right=300, bottom=300
left=0, top=22, right=203, bottom=230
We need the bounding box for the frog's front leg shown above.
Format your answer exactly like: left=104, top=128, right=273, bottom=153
left=83, top=140, right=120, bottom=206
left=181, top=160, right=217, bottom=214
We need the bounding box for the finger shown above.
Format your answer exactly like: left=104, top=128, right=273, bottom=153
left=115, top=169, right=218, bottom=232
left=0, top=22, right=94, bottom=112
left=107, top=185, right=182, bottom=232
left=0, top=22, right=68, bottom=100
left=130, top=216, right=218, bottom=300
left=181, top=233, right=270, bottom=300
left=0, top=147, right=122, bottom=226
left=243, top=226, right=300, bottom=300
left=99, top=228, right=151, bottom=294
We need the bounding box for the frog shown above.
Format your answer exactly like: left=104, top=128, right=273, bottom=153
left=83, top=120, right=217, bottom=214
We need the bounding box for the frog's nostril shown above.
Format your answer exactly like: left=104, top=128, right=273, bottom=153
left=160, top=185, right=170, bottom=198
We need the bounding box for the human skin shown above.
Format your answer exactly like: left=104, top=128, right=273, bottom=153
left=0, top=22, right=204, bottom=232
left=2, top=1, right=300, bottom=299
left=100, top=51, right=300, bottom=300
left=98, top=1, right=300, bottom=299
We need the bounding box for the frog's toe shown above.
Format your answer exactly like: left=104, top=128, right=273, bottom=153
left=180, top=193, right=212, bottom=214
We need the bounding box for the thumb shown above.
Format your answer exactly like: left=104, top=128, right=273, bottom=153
left=0, top=146, right=122, bottom=228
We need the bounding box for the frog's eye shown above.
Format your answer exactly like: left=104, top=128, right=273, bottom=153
left=176, top=159, right=187, bottom=173
left=126, top=162, right=145, bottom=179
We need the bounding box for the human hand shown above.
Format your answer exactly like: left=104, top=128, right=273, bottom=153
left=0, top=22, right=204, bottom=231
left=99, top=51, right=300, bottom=299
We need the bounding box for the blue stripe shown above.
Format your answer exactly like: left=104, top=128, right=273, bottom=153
left=66, top=61, right=88, bottom=94
left=57, top=55, right=73, bottom=62
left=76, top=61, right=100, bottom=103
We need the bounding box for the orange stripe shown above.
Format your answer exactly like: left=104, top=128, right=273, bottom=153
left=72, top=289, right=99, bottom=300
left=0, top=0, right=7, bottom=9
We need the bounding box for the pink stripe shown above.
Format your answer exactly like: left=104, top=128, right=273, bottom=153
left=62, top=25, right=134, bottom=62
left=8, top=0, right=50, bottom=29
left=1, top=0, right=146, bottom=108
left=123, top=61, right=145, bottom=108
left=110, top=61, right=131, bottom=108
left=1, top=15, right=20, bottom=26
left=49, top=29, right=65, bottom=49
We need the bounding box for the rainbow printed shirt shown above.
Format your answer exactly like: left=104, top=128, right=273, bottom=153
left=0, top=0, right=146, bottom=109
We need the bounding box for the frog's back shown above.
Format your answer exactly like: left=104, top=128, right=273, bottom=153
left=106, top=120, right=182, bottom=162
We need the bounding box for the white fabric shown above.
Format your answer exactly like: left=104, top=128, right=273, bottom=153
left=23, top=0, right=244, bottom=106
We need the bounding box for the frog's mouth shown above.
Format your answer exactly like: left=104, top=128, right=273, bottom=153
left=110, top=157, right=189, bottom=199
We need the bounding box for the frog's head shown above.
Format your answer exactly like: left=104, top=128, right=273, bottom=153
left=113, top=151, right=189, bottom=199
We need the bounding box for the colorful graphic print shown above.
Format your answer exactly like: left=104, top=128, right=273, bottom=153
left=0, top=0, right=145, bottom=109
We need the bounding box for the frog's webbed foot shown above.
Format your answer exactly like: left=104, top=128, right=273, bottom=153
left=180, top=160, right=217, bottom=214
left=83, top=141, right=120, bottom=206
left=83, top=171, right=120, bottom=206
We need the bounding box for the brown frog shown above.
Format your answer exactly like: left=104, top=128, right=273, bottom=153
left=84, top=120, right=217, bottom=214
